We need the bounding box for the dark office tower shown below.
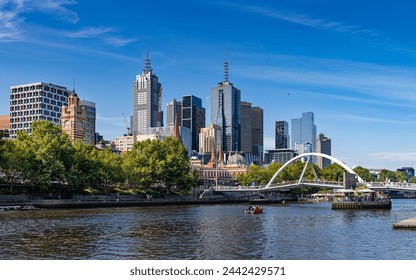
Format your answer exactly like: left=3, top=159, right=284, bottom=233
left=211, top=59, right=241, bottom=152
left=240, top=101, right=252, bottom=154
left=275, top=121, right=289, bottom=149
left=166, top=99, right=182, bottom=127
left=316, top=133, right=331, bottom=168
left=133, top=52, right=163, bottom=135
left=182, top=95, right=205, bottom=151
left=251, top=106, right=264, bottom=161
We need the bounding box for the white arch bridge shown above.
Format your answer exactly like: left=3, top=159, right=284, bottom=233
left=212, top=152, right=416, bottom=194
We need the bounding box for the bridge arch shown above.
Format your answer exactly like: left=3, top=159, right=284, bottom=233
left=265, top=152, right=363, bottom=189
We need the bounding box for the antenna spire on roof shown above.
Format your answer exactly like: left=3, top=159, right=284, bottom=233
left=144, top=51, right=152, bottom=73
left=224, top=52, right=229, bottom=82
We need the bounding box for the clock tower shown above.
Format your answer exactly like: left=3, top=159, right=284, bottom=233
left=61, top=92, right=86, bottom=143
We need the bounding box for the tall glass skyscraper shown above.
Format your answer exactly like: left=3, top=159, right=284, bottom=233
left=182, top=95, right=205, bottom=152
left=291, top=112, right=317, bottom=153
left=211, top=60, right=241, bottom=152
left=275, top=121, right=289, bottom=149
left=133, top=52, right=163, bottom=136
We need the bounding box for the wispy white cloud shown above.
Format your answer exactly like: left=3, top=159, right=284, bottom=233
left=221, top=2, right=378, bottom=37
left=235, top=54, right=416, bottom=103
left=0, top=0, right=25, bottom=41
left=0, top=0, right=79, bottom=42
left=64, top=27, right=116, bottom=38
left=367, top=151, right=416, bottom=161
left=0, top=1, right=136, bottom=46
left=340, top=114, right=415, bottom=125
left=28, top=0, right=79, bottom=24
left=104, top=36, right=138, bottom=47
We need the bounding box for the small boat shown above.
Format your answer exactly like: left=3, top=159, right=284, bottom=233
left=245, top=205, right=263, bottom=214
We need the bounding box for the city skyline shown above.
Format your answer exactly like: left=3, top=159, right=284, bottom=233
left=1, top=0, right=416, bottom=169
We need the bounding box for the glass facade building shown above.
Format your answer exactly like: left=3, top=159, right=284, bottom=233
left=182, top=95, right=205, bottom=152
left=291, top=112, right=317, bottom=153
left=211, top=61, right=241, bottom=152
left=275, top=120, right=289, bottom=149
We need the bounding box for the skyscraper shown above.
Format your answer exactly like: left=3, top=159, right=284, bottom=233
left=182, top=95, right=205, bottom=151
left=9, top=82, right=71, bottom=139
left=211, top=60, right=241, bottom=152
left=316, top=133, right=331, bottom=168
left=81, top=99, right=96, bottom=145
left=251, top=106, right=263, bottom=162
left=291, top=112, right=317, bottom=153
left=275, top=121, right=289, bottom=149
left=166, top=99, right=182, bottom=127
left=133, top=52, right=163, bottom=136
left=240, top=101, right=252, bottom=154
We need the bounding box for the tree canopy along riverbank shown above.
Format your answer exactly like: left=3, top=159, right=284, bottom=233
left=0, top=120, right=197, bottom=197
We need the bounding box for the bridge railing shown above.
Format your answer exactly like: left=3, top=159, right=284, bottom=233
left=367, top=182, right=416, bottom=190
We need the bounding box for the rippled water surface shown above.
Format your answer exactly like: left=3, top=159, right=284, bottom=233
left=1, top=199, right=416, bottom=260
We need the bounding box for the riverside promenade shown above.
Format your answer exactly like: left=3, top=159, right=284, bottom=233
left=0, top=194, right=294, bottom=210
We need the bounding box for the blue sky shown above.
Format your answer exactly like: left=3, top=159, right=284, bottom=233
left=1, top=0, right=416, bottom=170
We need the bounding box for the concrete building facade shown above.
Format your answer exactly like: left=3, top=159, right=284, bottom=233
left=133, top=52, right=163, bottom=136
left=9, top=82, right=71, bottom=139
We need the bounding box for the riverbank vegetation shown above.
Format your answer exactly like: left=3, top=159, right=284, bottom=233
left=0, top=120, right=197, bottom=196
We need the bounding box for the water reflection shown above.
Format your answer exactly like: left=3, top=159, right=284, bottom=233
left=1, top=200, right=416, bottom=260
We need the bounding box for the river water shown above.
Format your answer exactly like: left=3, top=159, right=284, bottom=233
left=1, top=199, right=416, bottom=260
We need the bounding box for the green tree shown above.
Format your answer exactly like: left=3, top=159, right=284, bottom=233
left=94, top=147, right=124, bottom=193
left=0, top=139, right=25, bottom=184
left=353, top=166, right=374, bottom=182
left=378, top=169, right=397, bottom=182
left=14, top=120, right=72, bottom=190
left=123, top=139, right=160, bottom=190
left=66, top=140, right=99, bottom=192
left=159, top=137, right=196, bottom=192
left=321, top=163, right=345, bottom=182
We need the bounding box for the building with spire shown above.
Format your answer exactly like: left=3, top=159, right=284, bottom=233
left=211, top=59, right=241, bottom=153
left=133, top=52, right=163, bottom=136
left=61, top=92, right=86, bottom=143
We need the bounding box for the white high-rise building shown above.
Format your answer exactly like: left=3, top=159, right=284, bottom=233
left=9, top=82, right=72, bottom=139
left=133, top=52, right=163, bottom=136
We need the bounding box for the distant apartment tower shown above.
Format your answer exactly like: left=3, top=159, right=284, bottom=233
left=114, top=135, right=135, bottom=152
left=275, top=121, right=289, bottom=149
left=166, top=99, right=182, bottom=126
left=316, top=133, right=331, bottom=168
left=291, top=112, right=317, bottom=153
left=182, top=95, right=205, bottom=151
left=251, top=106, right=263, bottom=162
left=133, top=52, right=163, bottom=136
left=199, top=123, right=222, bottom=154
left=240, top=101, right=252, bottom=154
left=9, top=82, right=71, bottom=139
left=211, top=60, right=241, bottom=152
